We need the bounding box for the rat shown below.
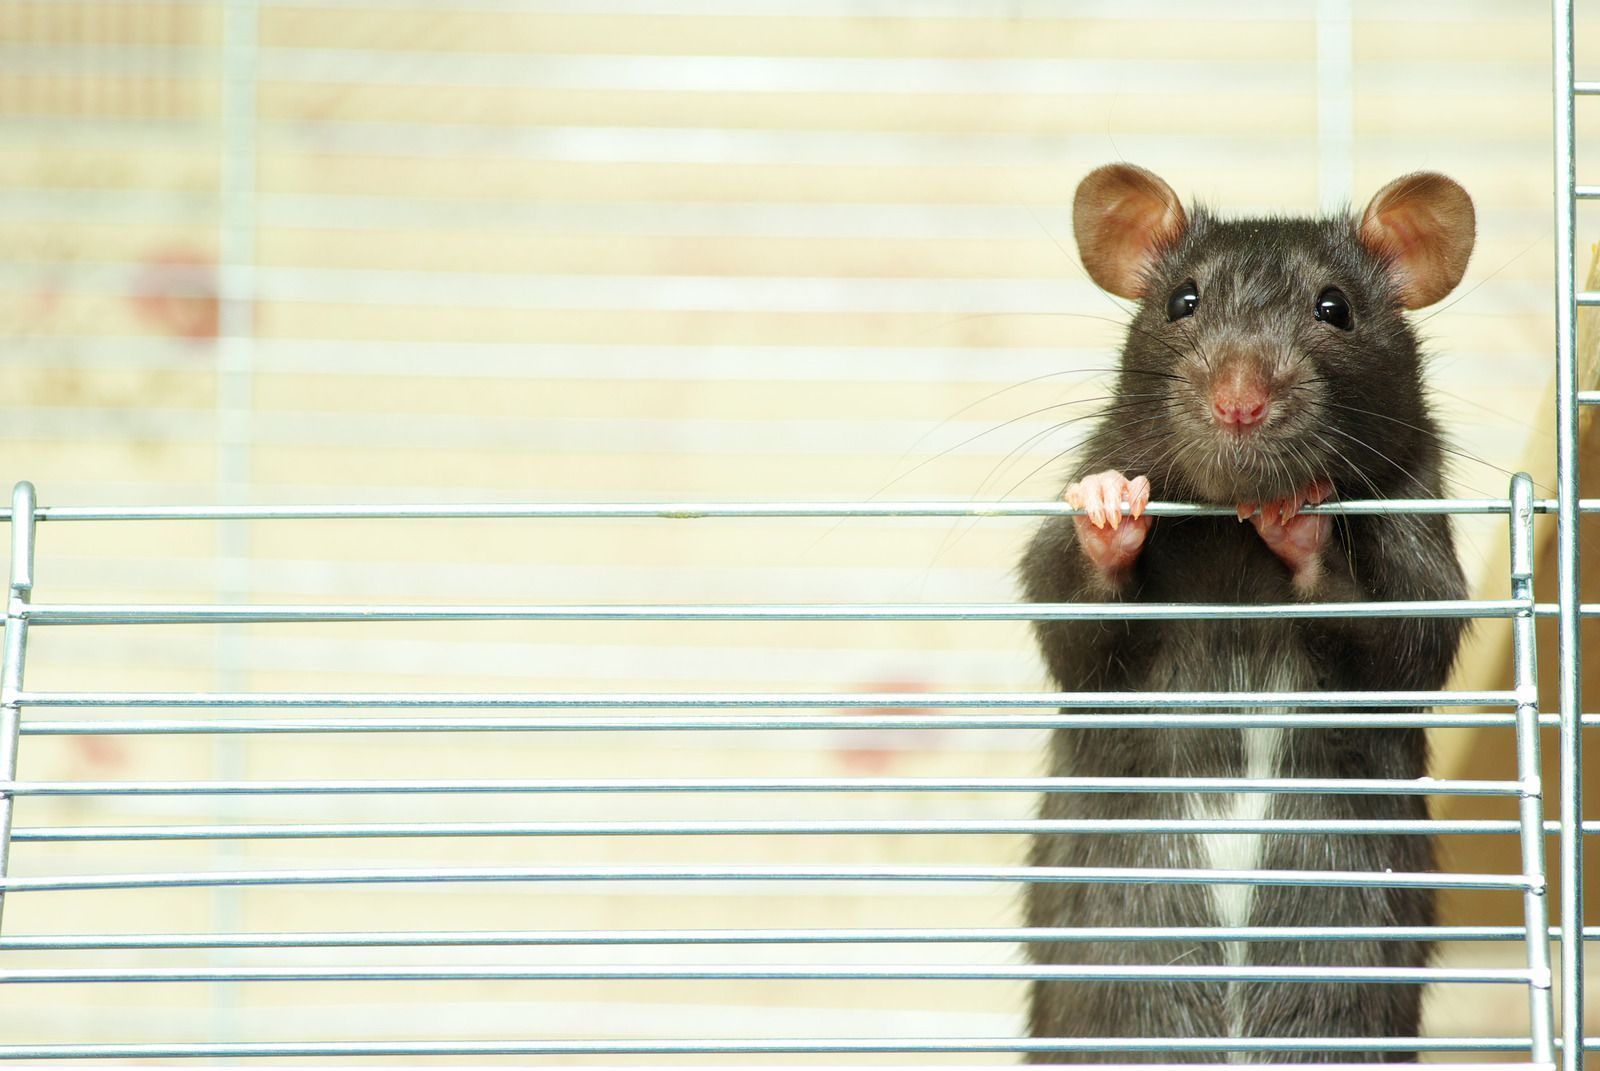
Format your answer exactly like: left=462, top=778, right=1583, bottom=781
left=1019, top=164, right=1474, bottom=1063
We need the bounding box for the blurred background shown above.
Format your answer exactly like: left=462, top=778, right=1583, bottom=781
left=0, top=0, right=1593, bottom=1060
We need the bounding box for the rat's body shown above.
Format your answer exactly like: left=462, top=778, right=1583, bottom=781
left=1021, top=168, right=1472, bottom=1062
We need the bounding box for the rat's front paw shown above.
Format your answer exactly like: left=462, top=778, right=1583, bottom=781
left=1240, top=479, right=1334, bottom=592
left=1066, top=470, right=1151, bottom=580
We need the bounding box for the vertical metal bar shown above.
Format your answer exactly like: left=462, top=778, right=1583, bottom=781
left=1553, top=1, right=1586, bottom=1066
left=1513, top=474, right=1558, bottom=1063
left=0, top=482, right=38, bottom=932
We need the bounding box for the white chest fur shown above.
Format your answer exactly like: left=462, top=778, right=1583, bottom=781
left=1189, top=724, right=1285, bottom=1048
left=1194, top=725, right=1284, bottom=929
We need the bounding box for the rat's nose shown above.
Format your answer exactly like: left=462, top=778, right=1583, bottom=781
left=1210, top=373, right=1271, bottom=431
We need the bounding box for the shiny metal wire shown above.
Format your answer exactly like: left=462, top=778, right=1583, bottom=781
left=1555, top=3, right=1587, bottom=1068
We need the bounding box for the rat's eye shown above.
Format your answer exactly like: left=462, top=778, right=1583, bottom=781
left=1314, top=286, right=1354, bottom=330
left=1166, top=278, right=1199, bottom=322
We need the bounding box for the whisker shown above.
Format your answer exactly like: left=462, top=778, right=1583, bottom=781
left=970, top=399, right=1188, bottom=500
left=1412, top=233, right=1544, bottom=327
left=1316, top=424, right=1445, bottom=499
left=1312, top=399, right=1544, bottom=493
left=885, top=368, right=1117, bottom=477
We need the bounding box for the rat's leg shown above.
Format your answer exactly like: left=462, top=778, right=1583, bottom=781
left=1065, top=471, right=1152, bottom=581
left=1241, top=478, right=1334, bottom=593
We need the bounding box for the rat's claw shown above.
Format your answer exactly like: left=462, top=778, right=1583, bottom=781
left=1242, top=478, right=1335, bottom=529
left=1304, top=478, right=1335, bottom=507
left=1064, top=481, right=1100, bottom=527
left=1127, top=475, right=1151, bottom=520
left=1100, top=479, right=1123, bottom=530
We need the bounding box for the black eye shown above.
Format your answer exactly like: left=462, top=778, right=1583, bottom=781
left=1314, top=286, right=1354, bottom=330
left=1166, top=278, right=1199, bottom=322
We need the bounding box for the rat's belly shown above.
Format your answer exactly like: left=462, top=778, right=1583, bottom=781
left=1146, top=624, right=1318, bottom=939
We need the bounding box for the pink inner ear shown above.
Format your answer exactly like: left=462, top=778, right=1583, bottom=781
left=1074, top=165, right=1186, bottom=299
left=1371, top=210, right=1423, bottom=259
left=1117, top=199, right=1179, bottom=259
left=1358, top=172, right=1474, bottom=309
left=1112, top=193, right=1184, bottom=298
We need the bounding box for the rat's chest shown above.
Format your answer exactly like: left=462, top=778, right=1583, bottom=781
left=1138, top=616, right=1319, bottom=696
left=1144, top=625, right=1317, bottom=930
left=1135, top=515, right=1308, bottom=605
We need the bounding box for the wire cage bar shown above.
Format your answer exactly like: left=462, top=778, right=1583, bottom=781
left=0, top=484, right=35, bottom=935
left=1555, top=2, right=1588, bottom=1069
left=1511, top=475, right=1557, bottom=1062
left=0, top=1039, right=1566, bottom=1062
left=0, top=924, right=1578, bottom=952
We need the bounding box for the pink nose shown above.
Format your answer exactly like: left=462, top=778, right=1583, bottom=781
left=1211, top=383, right=1270, bottom=430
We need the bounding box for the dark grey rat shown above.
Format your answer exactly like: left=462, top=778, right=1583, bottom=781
left=1020, top=164, right=1474, bottom=1062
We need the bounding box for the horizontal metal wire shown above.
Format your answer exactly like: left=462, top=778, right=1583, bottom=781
left=28, top=816, right=1600, bottom=843
left=19, top=598, right=1525, bottom=625
left=0, top=775, right=1522, bottom=796
left=1580, top=389, right=1600, bottom=405
left=0, top=1061, right=1553, bottom=1071
left=15, top=712, right=1527, bottom=735
left=0, top=925, right=1567, bottom=952
left=0, top=1038, right=1548, bottom=1060
left=0, top=497, right=1552, bottom=522
left=7, top=817, right=1529, bottom=841
left=0, top=963, right=1533, bottom=985
left=11, top=687, right=1517, bottom=710
left=9, top=498, right=1577, bottom=523
left=15, top=713, right=1538, bottom=736
left=0, top=865, right=1535, bottom=895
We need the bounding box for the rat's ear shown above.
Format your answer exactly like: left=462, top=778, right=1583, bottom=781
left=1073, top=164, right=1187, bottom=299
left=1358, top=172, right=1475, bottom=309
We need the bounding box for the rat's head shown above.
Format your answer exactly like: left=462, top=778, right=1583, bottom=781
left=1073, top=163, right=1474, bottom=503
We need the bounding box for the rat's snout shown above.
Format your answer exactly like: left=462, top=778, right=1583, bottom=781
left=1208, top=362, right=1271, bottom=433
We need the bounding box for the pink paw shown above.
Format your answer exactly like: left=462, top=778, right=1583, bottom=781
left=1240, top=479, right=1334, bottom=590
left=1066, top=471, right=1152, bottom=579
